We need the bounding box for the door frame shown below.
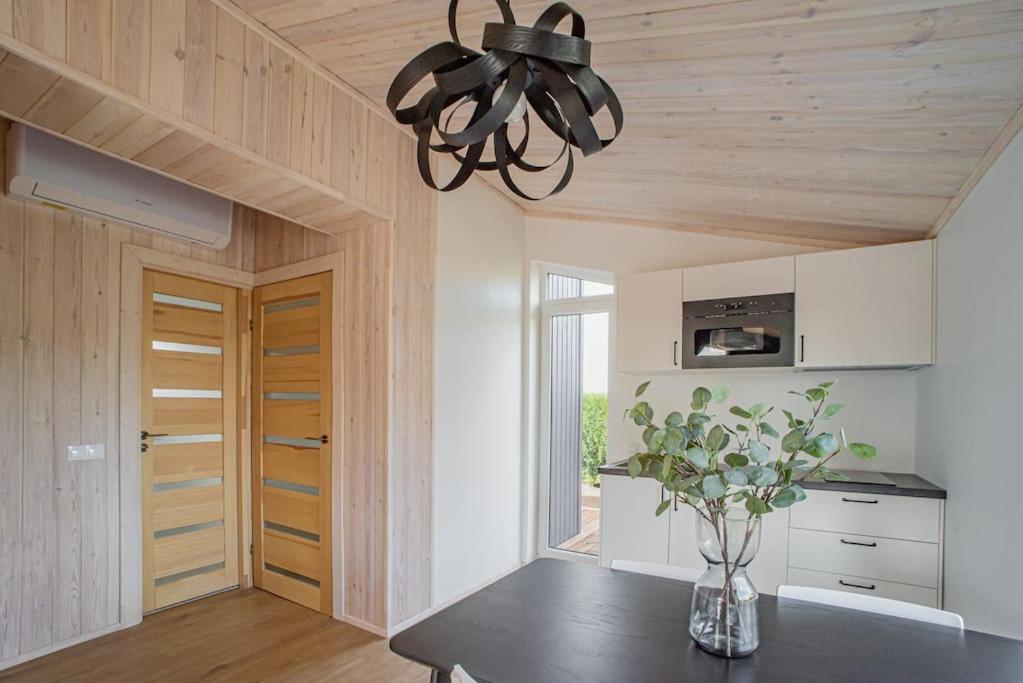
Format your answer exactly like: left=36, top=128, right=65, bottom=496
left=119, top=245, right=345, bottom=627
left=536, top=264, right=614, bottom=566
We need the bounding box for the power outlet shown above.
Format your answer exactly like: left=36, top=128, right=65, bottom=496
left=68, top=444, right=105, bottom=461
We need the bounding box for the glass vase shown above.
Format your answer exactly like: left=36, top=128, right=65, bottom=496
left=688, top=511, right=762, bottom=658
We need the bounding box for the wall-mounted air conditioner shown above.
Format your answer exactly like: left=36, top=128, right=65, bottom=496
left=6, top=123, right=233, bottom=249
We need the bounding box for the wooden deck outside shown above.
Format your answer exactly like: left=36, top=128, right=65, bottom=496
left=556, top=485, right=601, bottom=556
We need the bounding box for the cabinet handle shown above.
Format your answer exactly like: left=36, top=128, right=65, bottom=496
left=840, top=538, right=878, bottom=548
left=673, top=341, right=679, bottom=367
left=799, top=335, right=805, bottom=363
left=839, top=579, right=876, bottom=591
left=841, top=497, right=879, bottom=504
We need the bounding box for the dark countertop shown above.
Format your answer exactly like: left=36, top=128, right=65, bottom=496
left=598, top=461, right=946, bottom=499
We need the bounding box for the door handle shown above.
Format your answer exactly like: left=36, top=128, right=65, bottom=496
left=140, top=431, right=168, bottom=440
left=304, top=435, right=329, bottom=444
left=839, top=579, right=876, bottom=591
left=840, top=539, right=878, bottom=548
left=673, top=341, right=679, bottom=367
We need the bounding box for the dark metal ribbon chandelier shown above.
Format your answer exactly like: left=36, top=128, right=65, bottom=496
left=386, top=0, right=623, bottom=200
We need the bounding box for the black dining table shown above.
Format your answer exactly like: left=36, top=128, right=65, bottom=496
left=390, top=558, right=1023, bottom=682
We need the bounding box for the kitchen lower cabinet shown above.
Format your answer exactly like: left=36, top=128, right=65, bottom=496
left=602, top=475, right=789, bottom=596
left=600, top=475, right=669, bottom=567
left=600, top=476, right=944, bottom=605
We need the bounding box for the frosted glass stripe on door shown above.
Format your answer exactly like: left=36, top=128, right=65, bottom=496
left=153, top=477, right=224, bottom=492
left=153, top=292, right=223, bottom=312
left=152, top=434, right=223, bottom=445
left=154, top=519, right=224, bottom=539
left=264, top=392, right=320, bottom=401
left=153, top=389, right=223, bottom=398
left=263, top=344, right=319, bottom=357
left=263, top=435, right=322, bottom=449
left=265, top=563, right=320, bottom=587
left=264, top=478, right=319, bottom=496
left=263, top=297, right=319, bottom=314
left=152, top=340, right=223, bottom=355
left=264, top=521, right=320, bottom=543
left=154, top=562, right=226, bottom=586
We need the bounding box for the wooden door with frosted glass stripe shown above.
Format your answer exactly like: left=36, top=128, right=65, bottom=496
left=252, top=273, right=332, bottom=614
left=141, top=271, right=239, bottom=612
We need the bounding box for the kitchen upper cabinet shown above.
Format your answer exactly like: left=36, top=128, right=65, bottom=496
left=683, top=256, right=794, bottom=301
left=795, top=240, right=934, bottom=368
left=600, top=475, right=669, bottom=567
left=617, top=268, right=684, bottom=373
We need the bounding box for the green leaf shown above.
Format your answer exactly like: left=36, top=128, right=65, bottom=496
left=711, top=385, right=730, bottom=403
left=655, top=498, right=671, bottom=516
left=724, top=469, right=749, bottom=486
left=660, top=453, right=674, bottom=479
left=724, top=452, right=749, bottom=468
left=814, top=433, right=839, bottom=454
left=702, top=474, right=727, bottom=499
left=627, top=454, right=642, bottom=477
left=631, top=401, right=653, bottom=426
left=642, top=426, right=656, bottom=448
left=749, top=403, right=767, bottom=419
left=805, top=387, right=827, bottom=402
left=748, top=440, right=771, bottom=464
left=849, top=442, right=878, bottom=460
left=817, top=381, right=835, bottom=389
left=735, top=424, right=748, bottom=432
left=648, top=428, right=667, bottom=453
left=705, top=425, right=729, bottom=453
left=772, top=484, right=807, bottom=508
left=691, top=386, right=713, bottom=411
left=821, top=403, right=844, bottom=419
left=782, top=409, right=799, bottom=429
left=781, top=429, right=806, bottom=453
left=687, top=412, right=711, bottom=427
left=749, top=466, right=779, bottom=487
left=635, top=381, right=651, bottom=398
left=759, top=422, right=780, bottom=439
left=665, top=411, right=685, bottom=428
left=823, top=469, right=851, bottom=482
left=685, top=447, right=710, bottom=470
left=730, top=406, right=753, bottom=419
left=744, top=493, right=769, bottom=515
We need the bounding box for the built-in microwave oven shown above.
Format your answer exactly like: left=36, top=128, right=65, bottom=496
left=681, top=293, right=795, bottom=369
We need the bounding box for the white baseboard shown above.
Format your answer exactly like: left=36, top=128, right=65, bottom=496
left=0, top=622, right=125, bottom=672
left=387, top=562, right=524, bottom=637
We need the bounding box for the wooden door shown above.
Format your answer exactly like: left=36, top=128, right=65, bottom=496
left=142, top=271, right=239, bottom=612
left=252, top=273, right=333, bottom=614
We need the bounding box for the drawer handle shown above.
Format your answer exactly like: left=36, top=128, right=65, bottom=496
left=840, top=539, right=878, bottom=548
left=839, top=579, right=876, bottom=590
left=841, top=497, right=879, bottom=504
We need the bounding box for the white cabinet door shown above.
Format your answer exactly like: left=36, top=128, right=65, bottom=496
left=599, top=475, right=670, bottom=567
left=683, top=256, right=794, bottom=301
left=747, top=509, right=789, bottom=596
left=795, top=240, right=933, bottom=368
left=667, top=503, right=704, bottom=573
left=617, top=268, right=684, bottom=373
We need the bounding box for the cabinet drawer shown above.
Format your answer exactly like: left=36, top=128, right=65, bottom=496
left=788, top=528, right=939, bottom=588
left=786, top=568, right=938, bottom=608
left=790, top=490, right=940, bottom=542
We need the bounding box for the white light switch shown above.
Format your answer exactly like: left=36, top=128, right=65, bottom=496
left=68, top=444, right=105, bottom=461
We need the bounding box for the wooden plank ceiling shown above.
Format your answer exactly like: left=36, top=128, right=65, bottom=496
left=231, top=0, right=1023, bottom=246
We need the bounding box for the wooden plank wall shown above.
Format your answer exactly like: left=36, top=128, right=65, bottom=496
left=0, top=0, right=437, bottom=639
left=0, top=0, right=394, bottom=233
left=0, top=119, right=258, bottom=666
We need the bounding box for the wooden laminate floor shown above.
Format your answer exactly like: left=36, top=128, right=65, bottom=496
left=1, top=589, right=428, bottom=682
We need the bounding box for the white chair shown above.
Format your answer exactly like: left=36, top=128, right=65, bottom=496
left=777, top=585, right=964, bottom=629
left=610, top=560, right=703, bottom=582
left=450, top=664, right=479, bottom=683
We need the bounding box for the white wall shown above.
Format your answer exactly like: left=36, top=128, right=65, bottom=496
left=433, top=176, right=525, bottom=605
left=523, top=217, right=922, bottom=557
left=916, top=131, right=1023, bottom=639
